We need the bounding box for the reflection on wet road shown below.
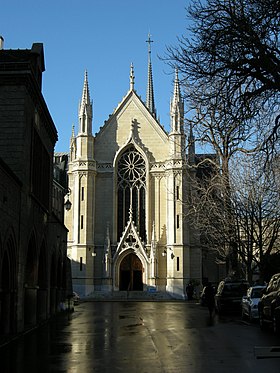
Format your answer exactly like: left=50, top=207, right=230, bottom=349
left=1, top=301, right=279, bottom=372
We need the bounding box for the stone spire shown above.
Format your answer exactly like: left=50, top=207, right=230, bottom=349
left=188, top=118, right=196, bottom=165
left=169, top=68, right=185, bottom=160
left=80, top=71, right=91, bottom=109
left=146, top=33, right=156, bottom=118
left=70, top=124, right=77, bottom=161
left=130, top=63, right=135, bottom=91
left=79, top=70, right=93, bottom=134
left=170, top=68, right=184, bottom=133
left=0, top=36, right=4, bottom=50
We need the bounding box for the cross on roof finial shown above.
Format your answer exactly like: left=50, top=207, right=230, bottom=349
left=145, top=32, right=156, bottom=117
left=130, top=62, right=135, bottom=91
left=146, top=32, right=153, bottom=56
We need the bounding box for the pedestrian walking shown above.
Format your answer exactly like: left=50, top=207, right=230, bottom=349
left=204, top=282, right=215, bottom=317
left=186, top=282, right=194, bottom=300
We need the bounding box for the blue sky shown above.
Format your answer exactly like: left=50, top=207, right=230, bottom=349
left=1, top=0, right=190, bottom=152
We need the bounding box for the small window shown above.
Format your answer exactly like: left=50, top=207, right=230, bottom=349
left=81, top=215, right=84, bottom=229
left=79, top=257, right=83, bottom=271
left=176, top=186, right=179, bottom=200
left=177, top=215, right=179, bottom=229
left=177, top=257, right=180, bottom=271
left=81, top=187, right=84, bottom=201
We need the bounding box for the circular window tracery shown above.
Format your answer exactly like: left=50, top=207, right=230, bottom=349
left=117, top=146, right=146, bottom=189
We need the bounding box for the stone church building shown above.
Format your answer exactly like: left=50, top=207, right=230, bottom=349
left=65, top=45, right=219, bottom=299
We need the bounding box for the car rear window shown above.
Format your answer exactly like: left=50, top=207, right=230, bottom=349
left=251, top=289, right=263, bottom=298
left=223, top=283, right=248, bottom=297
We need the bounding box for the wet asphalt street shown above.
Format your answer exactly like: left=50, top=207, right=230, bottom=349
left=1, top=300, right=280, bottom=373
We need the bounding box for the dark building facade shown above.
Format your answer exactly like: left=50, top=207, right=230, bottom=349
left=0, top=41, right=71, bottom=339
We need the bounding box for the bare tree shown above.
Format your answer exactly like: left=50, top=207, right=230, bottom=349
left=187, top=162, right=234, bottom=259
left=187, top=151, right=280, bottom=281
left=165, top=0, right=280, bottom=279
left=186, top=81, right=256, bottom=274
left=167, top=0, right=280, bottom=280
left=167, top=0, right=280, bottom=155
left=231, top=156, right=280, bottom=282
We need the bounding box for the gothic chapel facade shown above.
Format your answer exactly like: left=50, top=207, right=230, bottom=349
left=65, top=46, right=214, bottom=299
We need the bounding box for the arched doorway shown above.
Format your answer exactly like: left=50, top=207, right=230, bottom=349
left=0, top=248, right=16, bottom=335
left=0, top=232, right=17, bottom=335
left=119, top=253, right=143, bottom=291
left=24, top=234, right=38, bottom=328
left=50, top=253, right=57, bottom=315
left=37, top=243, right=47, bottom=322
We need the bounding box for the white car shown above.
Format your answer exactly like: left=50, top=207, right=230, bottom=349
left=241, top=286, right=266, bottom=320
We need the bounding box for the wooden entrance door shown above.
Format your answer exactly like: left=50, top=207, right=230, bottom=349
left=119, top=254, right=143, bottom=291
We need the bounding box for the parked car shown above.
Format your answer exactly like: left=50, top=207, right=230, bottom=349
left=241, top=286, right=266, bottom=321
left=215, top=279, right=249, bottom=314
left=258, top=273, right=280, bottom=334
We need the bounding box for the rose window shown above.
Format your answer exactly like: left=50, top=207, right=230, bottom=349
left=117, top=147, right=146, bottom=189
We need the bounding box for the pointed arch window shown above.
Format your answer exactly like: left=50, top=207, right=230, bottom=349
left=117, top=145, right=146, bottom=241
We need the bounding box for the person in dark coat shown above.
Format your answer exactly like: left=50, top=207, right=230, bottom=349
left=204, top=282, right=215, bottom=317
left=186, top=282, right=194, bottom=300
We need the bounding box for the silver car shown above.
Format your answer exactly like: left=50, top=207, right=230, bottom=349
left=241, top=286, right=266, bottom=320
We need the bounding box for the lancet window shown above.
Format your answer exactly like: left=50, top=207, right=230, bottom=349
left=117, top=145, right=146, bottom=241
